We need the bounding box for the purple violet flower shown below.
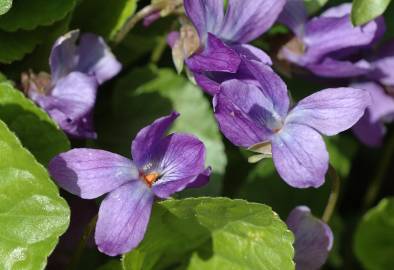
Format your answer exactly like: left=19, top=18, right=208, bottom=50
left=351, top=83, right=394, bottom=147
left=48, top=112, right=211, bottom=256
left=278, top=2, right=385, bottom=78
left=22, top=30, right=122, bottom=139
left=213, top=60, right=370, bottom=188
left=169, top=0, right=286, bottom=95
left=286, top=206, right=333, bottom=270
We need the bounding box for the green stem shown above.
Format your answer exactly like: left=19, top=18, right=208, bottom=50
left=322, top=165, right=340, bottom=223
left=363, top=133, right=394, bottom=209
left=68, top=215, right=98, bottom=270
left=114, top=4, right=165, bottom=44
left=150, top=35, right=168, bottom=64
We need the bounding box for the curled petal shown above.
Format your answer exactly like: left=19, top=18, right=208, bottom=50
left=286, top=206, right=333, bottom=270
left=77, top=33, right=122, bottom=84
left=231, top=44, right=272, bottom=65
left=286, top=87, right=370, bottom=136
left=220, top=0, right=286, bottom=43
left=352, top=112, right=386, bottom=147
left=131, top=112, right=179, bottom=168
left=49, top=149, right=138, bottom=199
left=95, top=181, right=154, bottom=256
left=306, top=58, right=372, bottom=78
left=303, top=11, right=381, bottom=62
left=370, top=39, right=394, bottom=86
left=272, top=124, right=328, bottom=188
left=50, top=30, right=79, bottom=82
left=186, top=33, right=241, bottom=73
left=186, top=167, right=212, bottom=188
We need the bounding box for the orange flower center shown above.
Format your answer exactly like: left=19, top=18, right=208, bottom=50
left=141, top=172, right=160, bottom=187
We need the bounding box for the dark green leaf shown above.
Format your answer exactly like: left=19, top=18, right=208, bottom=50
left=351, top=0, right=391, bottom=26
left=354, top=197, right=394, bottom=270
left=0, top=81, right=70, bottom=165
left=0, top=0, right=76, bottom=31
left=72, top=0, right=138, bottom=40
left=0, top=119, right=70, bottom=269
left=123, top=198, right=294, bottom=270
left=0, top=17, right=70, bottom=64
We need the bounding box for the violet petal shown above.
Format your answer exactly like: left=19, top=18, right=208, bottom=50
left=49, top=30, right=79, bottom=82
left=219, top=0, right=286, bottom=43
left=95, top=181, right=154, bottom=256
left=131, top=112, right=179, bottom=169
left=271, top=123, right=328, bottom=188
left=214, top=79, right=276, bottom=148
left=286, top=87, right=370, bottom=136
left=184, top=0, right=224, bottom=42
left=186, top=33, right=241, bottom=73
left=49, top=149, right=138, bottom=199
left=150, top=133, right=207, bottom=198
left=76, top=33, right=122, bottom=84
left=286, top=206, right=333, bottom=270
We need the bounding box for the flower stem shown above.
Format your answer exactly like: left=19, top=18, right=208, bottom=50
left=322, top=165, right=340, bottom=223
left=363, top=132, right=394, bottom=209
left=68, top=215, right=98, bottom=270
left=114, top=4, right=164, bottom=44
left=150, top=35, right=168, bottom=64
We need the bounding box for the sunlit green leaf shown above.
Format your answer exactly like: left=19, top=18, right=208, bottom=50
left=351, top=0, right=391, bottom=26
left=0, top=120, right=70, bottom=269
left=0, top=0, right=12, bottom=15
left=123, top=198, right=294, bottom=270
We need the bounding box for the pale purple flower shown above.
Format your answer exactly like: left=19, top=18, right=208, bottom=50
left=286, top=206, right=333, bottom=270
left=23, top=30, right=122, bottom=139
left=48, top=112, right=211, bottom=256
left=214, top=60, right=369, bottom=188
left=170, top=0, right=286, bottom=95
left=278, top=2, right=385, bottom=78
left=351, top=82, right=394, bottom=147
left=350, top=39, right=394, bottom=147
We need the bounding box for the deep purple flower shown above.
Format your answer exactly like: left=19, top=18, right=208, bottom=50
left=48, top=112, right=211, bottom=256
left=213, top=60, right=369, bottom=188
left=23, top=30, right=122, bottom=139
left=286, top=206, right=333, bottom=270
left=278, top=2, right=384, bottom=78
left=170, top=0, right=286, bottom=95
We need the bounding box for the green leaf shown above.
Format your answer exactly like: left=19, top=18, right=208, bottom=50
left=354, top=197, right=394, bottom=270
left=0, top=81, right=70, bottom=165
left=304, top=0, right=329, bottom=14
left=0, top=0, right=76, bottom=31
left=72, top=0, right=138, bottom=40
left=97, top=66, right=226, bottom=196
left=0, top=0, right=12, bottom=15
left=237, top=159, right=330, bottom=218
left=0, top=17, right=70, bottom=64
left=351, top=0, right=391, bottom=26
left=123, top=198, right=294, bottom=270
left=0, top=120, right=70, bottom=269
